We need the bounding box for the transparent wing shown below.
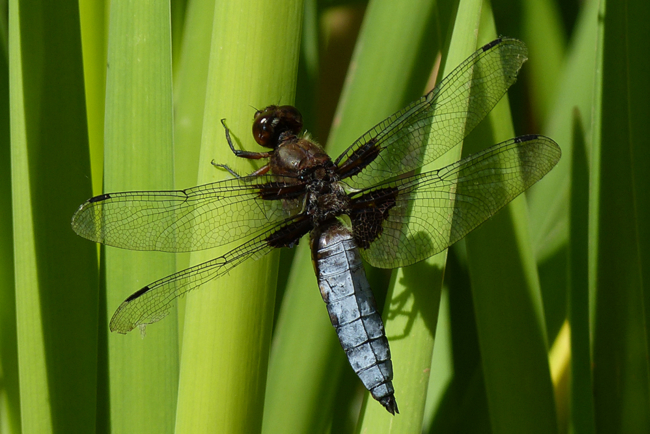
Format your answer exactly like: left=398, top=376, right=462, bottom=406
left=335, top=38, right=528, bottom=189
left=71, top=174, right=305, bottom=252
left=353, top=135, right=561, bottom=268
left=109, top=217, right=311, bottom=333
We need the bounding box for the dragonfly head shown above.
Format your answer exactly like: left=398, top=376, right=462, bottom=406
left=252, top=105, right=303, bottom=149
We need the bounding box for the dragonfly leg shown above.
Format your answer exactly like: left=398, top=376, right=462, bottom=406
left=211, top=161, right=242, bottom=178
left=211, top=160, right=270, bottom=178
left=248, top=164, right=270, bottom=176
left=221, top=119, right=272, bottom=160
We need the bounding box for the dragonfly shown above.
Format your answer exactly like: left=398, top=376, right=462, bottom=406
left=72, top=37, right=561, bottom=414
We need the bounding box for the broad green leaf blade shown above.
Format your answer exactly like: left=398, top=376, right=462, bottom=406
left=628, top=3, right=650, bottom=389
left=103, top=1, right=178, bottom=433
left=527, top=0, right=599, bottom=261
left=523, top=0, right=600, bottom=378
left=261, top=6, right=342, bottom=432
left=174, top=1, right=303, bottom=432
left=459, top=6, right=559, bottom=434
left=170, top=0, right=187, bottom=70
left=173, top=0, right=214, bottom=190
left=79, top=0, right=107, bottom=197
left=590, top=0, right=650, bottom=432
left=262, top=249, right=344, bottom=433
left=521, top=0, right=565, bottom=125
left=0, top=7, right=18, bottom=434
left=426, top=255, right=493, bottom=433
left=9, top=1, right=98, bottom=432
left=421, top=285, right=454, bottom=432
left=568, top=109, right=595, bottom=434
left=172, top=0, right=215, bottom=343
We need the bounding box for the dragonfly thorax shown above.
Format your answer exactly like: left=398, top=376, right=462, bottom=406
left=303, top=164, right=350, bottom=226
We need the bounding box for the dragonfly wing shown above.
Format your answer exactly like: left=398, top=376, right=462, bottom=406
left=335, top=38, right=528, bottom=189
left=351, top=135, right=561, bottom=268
left=109, top=215, right=312, bottom=333
left=71, top=174, right=305, bottom=252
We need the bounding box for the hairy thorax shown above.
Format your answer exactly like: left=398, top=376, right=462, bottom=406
left=270, top=136, right=351, bottom=226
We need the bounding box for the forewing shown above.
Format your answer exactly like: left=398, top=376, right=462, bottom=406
left=335, top=38, right=528, bottom=189
left=354, top=135, right=561, bottom=268
left=109, top=216, right=312, bottom=333
left=71, top=175, right=305, bottom=252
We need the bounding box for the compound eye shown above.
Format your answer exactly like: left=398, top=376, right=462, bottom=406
left=252, top=105, right=304, bottom=148
left=252, top=107, right=278, bottom=148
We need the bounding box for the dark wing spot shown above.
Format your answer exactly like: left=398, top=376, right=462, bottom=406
left=514, top=134, right=538, bottom=143
left=125, top=285, right=151, bottom=302
left=481, top=37, right=502, bottom=51
left=89, top=193, right=111, bottom=203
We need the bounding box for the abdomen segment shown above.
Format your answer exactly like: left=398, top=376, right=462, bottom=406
left=310, top=222, right=398, bottom=415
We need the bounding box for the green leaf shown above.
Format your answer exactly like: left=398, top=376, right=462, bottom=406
left=568, top=108, right=595, bottom=434
left=79, top=0, right=107, bottom=197
left=171, top=0, right=216, bottom=343
left=590, top=0, right=650, bottom=431
left=9, top=1, right=98, bottom=432
left=173, top=1, right=304, bottom=432
left=102, top=2, right=178, bottom=433
left=456, top=4, right=559, bottom=433
left=0, top=4, right=17, bottom=434
left=527, top=0, right=600, bottom=262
